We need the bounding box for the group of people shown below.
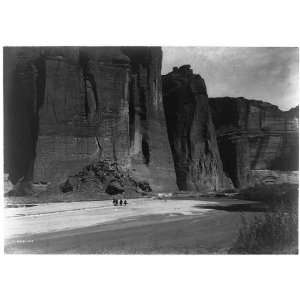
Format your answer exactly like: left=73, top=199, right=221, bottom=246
left=112, top=198, right=128, bottom=206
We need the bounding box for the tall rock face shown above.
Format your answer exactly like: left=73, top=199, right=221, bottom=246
left=209, top=97, right=299, bottom=188
left=4, top=46, right=176, bottom=193
left=122, top=48, right=176, bottom=191
left=34, top=47, right=131, bottom=186
left=162, top=66, right=233, bottom=191
left=3, top=47, right=45, bottom=194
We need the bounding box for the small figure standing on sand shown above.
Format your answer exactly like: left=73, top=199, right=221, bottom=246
left=119, top=199, right=123, bottom=206
left=124, top=199, right=128, bottom=206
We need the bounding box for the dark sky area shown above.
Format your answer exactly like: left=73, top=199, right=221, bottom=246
left=162, top=47, right=299, bottom=111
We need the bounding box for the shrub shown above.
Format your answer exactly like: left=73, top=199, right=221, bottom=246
left=230, top=212, right=298, bottom=254
left=230, top=184, right=298, bottom=254
left=236, top=183, right=298, bottom=212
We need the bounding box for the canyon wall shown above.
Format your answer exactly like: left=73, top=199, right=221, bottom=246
left=209, top=97, right=299, bottom=188
left=122, top=48, right=176, bottom=191
left=4, top=47, right=44, bottom=194
left=162, top=66, right=233, bottom=191
left=5, top=48, right=298, bottom=195
left=4, top=47, right=176, bottom=194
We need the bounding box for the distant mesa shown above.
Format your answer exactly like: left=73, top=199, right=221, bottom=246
left=209, top=98, right=299, bottom=188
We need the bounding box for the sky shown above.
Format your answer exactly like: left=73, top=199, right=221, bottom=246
left=162, top=47, right=299, bottom=111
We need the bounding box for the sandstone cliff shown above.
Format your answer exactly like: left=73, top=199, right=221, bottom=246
left=4, top=46, right=176, bottom=195
left=209, top=97, right=299, bottom=187
left=162, top=66, right=233, bottom=191
left=122, top=47, right=176, bottom=191
left=5, top=48, right=298, bottom=196
left=4, top=47, right=45, bottom=195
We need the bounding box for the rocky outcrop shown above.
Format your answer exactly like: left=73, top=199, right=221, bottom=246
left=209, top=97, right=299, bottom=188
left=162, top=65, right=233, bottom=191
left=60, top=159, right=152, bottom=196
left=4, top=47, right=177, bottom=195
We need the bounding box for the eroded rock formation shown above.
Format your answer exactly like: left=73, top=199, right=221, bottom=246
left=209, top=97, right=299, bottom=187
left=5, top=48, right=298, bottom=196
left=4, top=46, right=176, bottom=195
left=3, top=47, right=46, bottom=195
left=162, top=65, right=233, bottom=191
left=60, top=159, right=152, bottom=196
left=123, top=47, right=176, bottom=191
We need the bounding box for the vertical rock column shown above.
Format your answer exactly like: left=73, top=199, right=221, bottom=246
left=4, top=47, right=46, bottom=195
left=162, top=65, right=233, bottom=191
left=124, top=47, right=177, bottom=192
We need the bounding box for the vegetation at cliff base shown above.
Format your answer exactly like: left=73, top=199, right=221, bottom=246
left=230, top=184, right=298, bottom=254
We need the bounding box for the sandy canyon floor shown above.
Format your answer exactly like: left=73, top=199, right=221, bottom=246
left=4, top=196, right=265, bottom=254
